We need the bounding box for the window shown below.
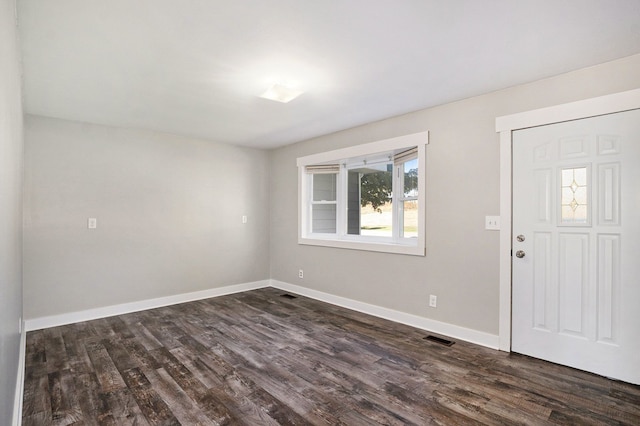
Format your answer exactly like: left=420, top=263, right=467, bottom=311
left=560, top=166, right=589, bottom=225
left=310, top=170, right=338, bottom=233
left=297, top=131, right=428, bottom=255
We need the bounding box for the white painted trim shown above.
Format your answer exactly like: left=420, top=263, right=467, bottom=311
left=296, top=131, right=429, bottom=167
left=298, top=237, right=424, bottom=256
left=12, top=324, right=25, bottom=426
left=496, top=88, right=640, bottom=132
left=24, top=280, right=270, bottom=331
left=20, top=278, right=499, bottom=349
left=496, top=88, right=640, bottom=353
left=270, top=280, right=499, bottom=350
left=498, top=130, right=512, bottom=352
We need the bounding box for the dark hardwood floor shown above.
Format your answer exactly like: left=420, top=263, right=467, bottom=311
left=22, top=288, right=640, bottom=425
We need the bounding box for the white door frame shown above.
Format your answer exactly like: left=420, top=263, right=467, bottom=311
left=495, top=88, right=640, bottom=352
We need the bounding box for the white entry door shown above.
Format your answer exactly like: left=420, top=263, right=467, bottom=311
left=512, top=108, right=640, bottom=385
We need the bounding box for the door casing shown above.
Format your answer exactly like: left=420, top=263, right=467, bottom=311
left=495, top=88, right=640, bottom=352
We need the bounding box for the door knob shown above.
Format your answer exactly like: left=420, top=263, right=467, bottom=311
left=517, top=234, right=525, bottom=242
left=515, top=250, right=525, bottom=258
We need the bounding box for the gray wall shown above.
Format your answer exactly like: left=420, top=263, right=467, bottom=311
left=19, top=53, right=640, bottom=338
left=24, top=116, right=270, bottom=319
left=0, top=0, right=24, bottom=420
left=270, top=54, right=640, bottom=335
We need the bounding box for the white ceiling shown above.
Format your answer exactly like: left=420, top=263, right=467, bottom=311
left=18, top=0, right=640, bottom=149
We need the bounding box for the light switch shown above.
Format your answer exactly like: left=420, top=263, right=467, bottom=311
left=242, top=215, right=248, bottom=224
left=88, top=218, right=97, bottom=229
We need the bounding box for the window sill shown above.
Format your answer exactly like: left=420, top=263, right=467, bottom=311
left=298, top=237, right=425, bottom=256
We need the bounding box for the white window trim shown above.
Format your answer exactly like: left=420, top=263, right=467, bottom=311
left=297, top=131, right=428, bottom=256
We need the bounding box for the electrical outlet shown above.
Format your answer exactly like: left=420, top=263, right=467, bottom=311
left=298, top=269, right=304, bottom=279
left=485, top=215, right=500, bottom=230
left=429, top=294, right=437, bottom=308
left=88, top=217, right=97, bottom=229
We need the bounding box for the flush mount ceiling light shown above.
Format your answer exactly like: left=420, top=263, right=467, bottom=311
left=259, top=83, right=304, bottom=103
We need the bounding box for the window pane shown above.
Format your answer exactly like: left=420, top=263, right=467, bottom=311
left=312, top=173, right=336, bottom=202
left=402, top=200, right=418, bottom=238
left=312, top=204, right=336, bottom=233
left=351, top=164, right=393, bottom=237
left=574, top=167, right=587, bottom=186
left=404, top=158, right=418, bottom=198
left=347, top=171, right=361, bottom=234
left=560, top=166, right=588, bottom=224
left=360, top=202, right=392, bottom=237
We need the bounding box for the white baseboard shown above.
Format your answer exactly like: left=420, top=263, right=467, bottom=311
left=24, top=280, right=270, bottom=332
left=23, top=278, right=499, bottom=350
left=270, top=280, right=500, bottom=350
left=12, top=323, right=25, bottom=426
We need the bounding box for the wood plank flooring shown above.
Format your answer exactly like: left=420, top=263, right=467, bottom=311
left=22, top=288, right=640, bottom=425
